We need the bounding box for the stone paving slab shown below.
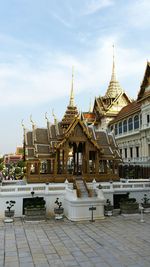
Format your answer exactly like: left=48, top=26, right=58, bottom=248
left=0, top=214, right=150, bottom=266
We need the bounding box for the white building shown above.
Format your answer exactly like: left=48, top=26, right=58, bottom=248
left=109, top=62, right=150, bottom=166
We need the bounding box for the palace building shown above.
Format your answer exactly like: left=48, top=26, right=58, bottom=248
left=24, top=71, right=122, bottom=184
left=81, top=47, right=131, bottom=129
left=108, top=61, right=150, bottom=167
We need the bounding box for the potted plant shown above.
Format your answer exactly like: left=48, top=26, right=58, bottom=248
left=4, top=200, right=16, bottom=222
left=120, top=192, right=139, bottom=214
left=104, top=199, right=113, bottom=216
left=141, top=194, right=150, bottom=209
left=54, top=198, right=64, bottom=219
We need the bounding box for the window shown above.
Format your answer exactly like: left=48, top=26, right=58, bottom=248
left=115, top=124, right=118, bottom=135
left=134, top=115, right=139, bottom=129
left=120, top=149, right=122, bottom=156
left=130, top=147, right=133, bottom=158
left=136, top=147, right=139, bottom=158
left=119, top=122, right=122, bottom=134
left=124, top=148, right=127, bottom=158
left=110, top=125, right=113, bottom=132
left=147, top=114, right=150, bottom=124
left=123, top=120, right=127, bottom=133
left=140, top=114, right=142, bottom=126
left=128, top=117, right=133, bottom=131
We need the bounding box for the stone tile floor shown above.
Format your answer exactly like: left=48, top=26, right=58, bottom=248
left=0, top=213, right=150, bottom=267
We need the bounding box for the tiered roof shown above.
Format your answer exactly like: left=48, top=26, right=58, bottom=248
left=25, top=116, right=121, bottom=162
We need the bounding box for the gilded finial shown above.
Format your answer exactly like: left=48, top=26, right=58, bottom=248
left=69, top=66, right=75, bottom=107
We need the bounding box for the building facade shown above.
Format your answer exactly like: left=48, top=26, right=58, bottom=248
left=108, top=62, right=150, bottom=166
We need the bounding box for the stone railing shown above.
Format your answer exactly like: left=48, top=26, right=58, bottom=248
left=0, top=182, right=66, bottom=195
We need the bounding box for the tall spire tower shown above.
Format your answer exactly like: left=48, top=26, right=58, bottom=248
left=105, top=44, right=123, bottom=99
left=61, top=67, right=78, bottom=130
left=69, top=67, right=75, bottom=107
left=111, top=44, right=116, bottom=82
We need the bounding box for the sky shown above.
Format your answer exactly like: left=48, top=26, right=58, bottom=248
left=0, top=0, right=149, bottom=155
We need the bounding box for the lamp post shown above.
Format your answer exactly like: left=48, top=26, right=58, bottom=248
left=139, top=204, right=144, bottom=223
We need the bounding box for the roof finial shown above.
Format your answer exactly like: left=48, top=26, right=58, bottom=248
left=21, top=119, right=25, bottom=130
left=30, top=115, right=35, bottom=128
left=52, top=109, right=58, bottom=125
left=89, top=98, right=93, bottom=112
left=45, top=112, right=49, bottom=123
left=69, top=66, right=75, bottom=107
left=111, top=44, right=116, bottom=82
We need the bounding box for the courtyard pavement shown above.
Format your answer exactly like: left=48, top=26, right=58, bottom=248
left=0, top=213, right=150, bottom=267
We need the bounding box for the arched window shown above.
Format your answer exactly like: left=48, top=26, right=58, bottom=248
left=123, top=120, right=127, bottom=133
left=119, top=122, right=122, bottom=134
left=128, top=117, right=133, bottom=131
left=115, top=124, right=118, bottom=135
left=134, top=115, right=139, bottom=129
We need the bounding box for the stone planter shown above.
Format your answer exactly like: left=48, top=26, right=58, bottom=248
left=142, top=204, right=150, bottom=213
left=104, top=205, right=113, bottom=216
left=24, top=207, right=46, bottom=221
left=54, top=207, right=64, bottom=219
left=120, top=202, right=139, bottom=214
left=5, top=210, right=15, bottom=218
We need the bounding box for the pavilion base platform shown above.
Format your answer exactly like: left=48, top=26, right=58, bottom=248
left=64, top=198, right=105, bottom=221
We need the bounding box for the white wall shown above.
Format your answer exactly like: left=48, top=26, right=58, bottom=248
left=0, top=180, right=150, bottom=218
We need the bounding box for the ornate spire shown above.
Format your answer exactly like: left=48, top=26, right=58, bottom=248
left=105, top=44, right=123, bottom=99
left=111, top=44, right=116, bottom=82
left=69, top=66, right=75, bottom=107
left=61, top=67, right=78, bottom=130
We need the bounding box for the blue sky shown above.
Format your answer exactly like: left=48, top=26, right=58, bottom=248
left=0, top=0, right=149, bottom=155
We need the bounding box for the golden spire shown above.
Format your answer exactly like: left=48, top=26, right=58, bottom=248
left=111, top=44, right=116, bottom=82
left=105, top=44, right=123, bottom=98
left=69, top=66, right=75, bottom=107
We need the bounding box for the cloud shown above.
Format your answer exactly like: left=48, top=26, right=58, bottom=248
left=52, top=13, right=72, bottom=28
left=0, top=35, right=147, bottom=109
left=83, top=0, right=114, bottom=15
left=128, top=0, right=150, bottom=28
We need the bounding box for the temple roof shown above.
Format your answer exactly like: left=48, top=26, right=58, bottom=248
left=137, top=61, right=150, bottom=101
left=108, top=101, right=141, bottom=124
left=25, top=116, right=121, bottom=161
left=81, top=112, right=96, bottom=125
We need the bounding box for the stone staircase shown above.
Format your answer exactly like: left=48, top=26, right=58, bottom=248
left=75, top=177, right=91, bottom=198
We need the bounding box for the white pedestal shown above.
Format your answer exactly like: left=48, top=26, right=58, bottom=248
left=64, top=198, right=105, bottom=221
